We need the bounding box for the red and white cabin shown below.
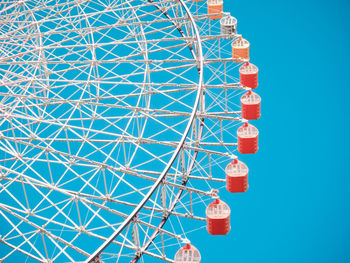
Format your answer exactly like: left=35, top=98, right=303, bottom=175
left=225, top=159, right=249, bottom=193
left=207, top=0, right=223, bottom=20
left=174, top=244, right=201, bottom=263
left=239, top=62, right=259, bottom=89
left=241, top=90, right=261, bottom=120
left=206, top=199, right=231, bottom=235
left=237, top=123, right=259, bottom=154
left=232, top=37, right=250, bottom=62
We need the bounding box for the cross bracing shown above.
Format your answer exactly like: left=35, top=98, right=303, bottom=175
left=0, top=0, right=251, bottom=262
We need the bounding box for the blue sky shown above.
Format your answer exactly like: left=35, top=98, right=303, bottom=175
left=196, top=0, right=350, bottom=262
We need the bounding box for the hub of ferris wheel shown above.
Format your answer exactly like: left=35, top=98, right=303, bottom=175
left=0, top=0, right=261, bottom=262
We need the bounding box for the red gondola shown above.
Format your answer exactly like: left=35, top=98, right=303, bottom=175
left=239, top=62, right=258, bottom=89
left=174, top=244, right=201, bottom=263
left=241, top=90, right=261, bottom=120
left=206, top=199, right=231, bottom=235
left=237, top=123, right=259, bottom=154
left=225, top=159, right=249, bottom=193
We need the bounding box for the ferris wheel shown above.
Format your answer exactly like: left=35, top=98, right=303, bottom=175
left=0, top=0, right=261, bottom=262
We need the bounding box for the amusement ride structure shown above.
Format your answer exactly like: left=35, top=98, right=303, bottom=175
left=0, top=0, right=261, bottom=262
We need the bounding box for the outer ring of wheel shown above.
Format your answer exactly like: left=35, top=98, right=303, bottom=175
left=86, top=0, right=205, bottom=262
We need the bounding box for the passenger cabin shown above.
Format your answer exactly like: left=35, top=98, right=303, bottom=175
left=237, top=123, right=259, bottom=154
left=206, top=199, right=231, bottom=235
left=232, top=37, right=250, bottom=62
left=239, top=62, right=259, bottom=89
left=174, top=244, right=201, bottom=263
left=241, top=90, right=261, bottom=120
left=220, top=13, right=237, bottom=37
left=225, top=159, right=249, bottom=193
left=207, top=0, right=224, bottom=20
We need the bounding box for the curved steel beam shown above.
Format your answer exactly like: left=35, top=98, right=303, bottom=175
left=85, top=0, right=204, bottom=262
left=130, top=0, right=207, bottom=261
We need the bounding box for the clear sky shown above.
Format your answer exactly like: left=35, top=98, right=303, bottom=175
left=196, top=0, right=350, bottom=262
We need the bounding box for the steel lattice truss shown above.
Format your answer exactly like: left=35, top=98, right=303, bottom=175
left=0, top=0, right=252, bottom=262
